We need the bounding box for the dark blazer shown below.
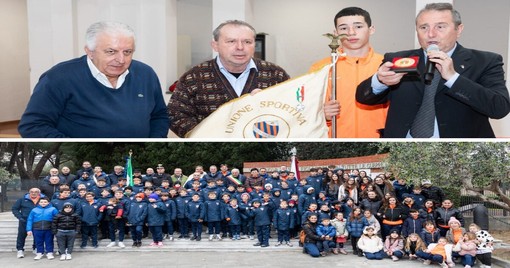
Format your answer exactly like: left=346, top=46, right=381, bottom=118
left=356, top=43, right=510, bottom=138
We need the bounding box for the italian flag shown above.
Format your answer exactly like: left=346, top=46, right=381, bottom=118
left=125, top=155, right=133, bottom=186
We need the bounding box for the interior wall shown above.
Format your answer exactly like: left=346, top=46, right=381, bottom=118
left=251, top=0, right=416, bottom=77
left=176, top=0, right=212, bottom=68
left=0, top=0, right=30, bottom=122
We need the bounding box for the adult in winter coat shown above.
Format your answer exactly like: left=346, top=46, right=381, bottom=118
left=301, top=214, right=325, bottom=257
left=434, top=199, right=464, bottom=237
left=12, top=188, right=44, bottom=258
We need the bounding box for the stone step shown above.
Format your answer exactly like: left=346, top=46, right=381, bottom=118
left=0, top=237, right=301, bottom=252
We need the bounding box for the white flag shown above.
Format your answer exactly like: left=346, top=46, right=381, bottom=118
left=187, top=64, right=332, bottom=138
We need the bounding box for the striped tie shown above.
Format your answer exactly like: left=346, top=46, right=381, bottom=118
left=410, top=70, right=441, bottom=138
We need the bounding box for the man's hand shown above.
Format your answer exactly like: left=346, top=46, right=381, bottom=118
left=427, top=50, right=456, bottom=81
left=324, top=100, right=340, bottom=121
left=376, top=62, right=406, bottom=86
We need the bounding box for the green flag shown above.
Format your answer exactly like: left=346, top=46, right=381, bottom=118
left=125, top=153, right=133, bottom=187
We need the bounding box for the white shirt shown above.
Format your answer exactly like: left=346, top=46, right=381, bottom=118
left=87, top=57, right=129, bottom=89
left=216, top=57, right=258, bottom=97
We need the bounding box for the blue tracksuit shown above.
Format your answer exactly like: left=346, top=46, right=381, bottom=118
left=162, top=198, right=177, bottom=235
left=26, top=203, right=58, bottom=254
left=251, top=205, right=271, bottom=246
left=147, top=201, right=166, bottom=242
left=401, top=216, right=426, bottom=238
left=225, top=205, right=242, bottom=237
left=51, top=196, right=78, bottom=212
left=175, top=195, right=191, bottom=237
left=306, top=175, right=324, bottom=196
left=205, top=198, right=224, bottom=235
left=186, top=200, right=205, bottom=238
left=273, top=207, right=295, bottom=243
left=298, top=186, right=316, bottom=216
left=126, top=200, right=148, bottom=242
left=279, top=188, right=294, bottom=201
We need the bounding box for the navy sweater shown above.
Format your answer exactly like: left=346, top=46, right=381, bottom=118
left=19, top=56, right=169, bottom=138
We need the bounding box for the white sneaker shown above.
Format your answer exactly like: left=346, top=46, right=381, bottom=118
left=17, top=250, right=24, bottom=258
left=209, top=235, right=214, bottom=241
left=464, top=265, right=471, bottom=268
left=60, top=254, right=66, bottom=261
left=423, top=260, right=431, bottom=265
left=169, top=235, right=174, bottom=241
left=216, top=234, right=222, bottom=240
left=46, top=253, right=54, bottom=260
left=34, top=253, right=43, bottom=260
left=249, top=235, right=254, bottom=240
left=118, top=242, right=126, bottom=248
left=106, top=242, right=116, bottom=247
left=66, top=254, right=72, bottom=260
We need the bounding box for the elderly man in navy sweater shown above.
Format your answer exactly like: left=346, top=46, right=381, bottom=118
left=18, top=21, right=169, bottom=138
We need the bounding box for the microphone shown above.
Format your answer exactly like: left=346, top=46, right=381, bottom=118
left=424, top=44, right=439, bottom=85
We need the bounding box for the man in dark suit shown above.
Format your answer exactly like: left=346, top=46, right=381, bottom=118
left=356, top=2, right=510, bottom=138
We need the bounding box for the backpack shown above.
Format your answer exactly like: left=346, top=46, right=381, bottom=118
left=299, top=230, right=306, bottom=246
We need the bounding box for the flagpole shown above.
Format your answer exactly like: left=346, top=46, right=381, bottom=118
left=327, top=36, right=340, bottom=138
left=290, top=147, right=300, bottom=181
left=126, top=149, right=133, bottom=187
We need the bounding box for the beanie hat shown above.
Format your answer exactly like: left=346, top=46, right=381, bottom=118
left=63, top=202, right=74, bottom=208
left=264, top=183, right=273, bottom=189
left=448, top=217, right=461, bottom=226
left=135, top=193, right=145, bottom=199
left=149, top=193, right=159, bottom=200
left=389, top=228, right=401, bottom=235
left=421, top=179, right=432, bottom=185
left=288, top=200, right=296, bottom=205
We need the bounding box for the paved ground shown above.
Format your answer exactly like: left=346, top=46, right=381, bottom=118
left=0, top=251, right=457, bottom=268
left=2, top=248, right=508, bottom=268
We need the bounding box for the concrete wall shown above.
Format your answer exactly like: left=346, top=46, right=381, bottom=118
left=0, top=0, right=30, bottom=122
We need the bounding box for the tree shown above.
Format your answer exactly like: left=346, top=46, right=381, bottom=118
left=382, top=142, right=510, bottom=211
left=11, top=142, right=62, bottom=180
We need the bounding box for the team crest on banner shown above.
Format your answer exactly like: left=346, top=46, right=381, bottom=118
left=253, top=120, right=279, bottom=138
left=187, top=63, right=332, bottom=138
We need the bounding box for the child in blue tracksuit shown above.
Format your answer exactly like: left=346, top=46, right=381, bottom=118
left=250, top=199, right=271, bottom=247
left=316, top=217, right=336, bottom=256
left=146, top=193, right=166, bottom=246
left=402, top=209, right=426, bottom=239
left=77, top=192, right=103, bottom=249
left=225, top=198, right=242, bottom=240
left=186, top=192, right=205, bottom=241
left=160, top=192, right=177, bottom=241
left=27, top=197, right=58, bottom=260
left=175, top=188, right=191, bottom=239
left=126, top=193, right=148, bottom=247
left=239, top=193, right=254, bottom=239
left=273, top=200, right=295, bottom=247
left=204, top=192, right=224, bottom=241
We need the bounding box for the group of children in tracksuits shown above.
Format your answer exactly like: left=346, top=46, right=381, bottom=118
left=24, top=175, right=497, bottom=268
